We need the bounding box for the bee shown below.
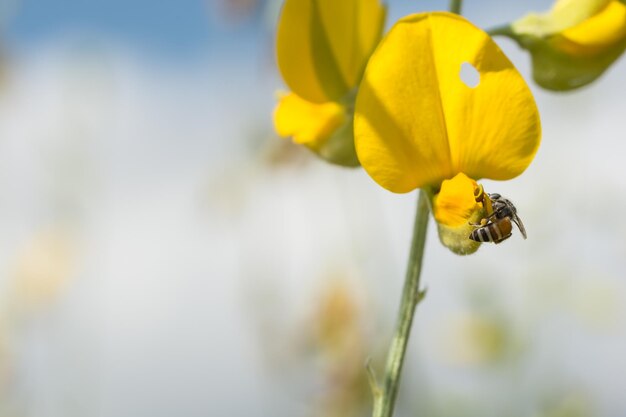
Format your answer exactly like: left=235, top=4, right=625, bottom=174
left=469, top=193, right=527, bottom=244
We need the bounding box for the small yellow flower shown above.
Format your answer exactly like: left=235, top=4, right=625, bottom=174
left=273, top=0, right=386, bottom=166
left=506, top=0, right=626, bottom=90
left=354, top=12, right=541, bottom=254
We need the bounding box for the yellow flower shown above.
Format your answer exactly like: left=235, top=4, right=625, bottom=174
left=354, top=12, right=541, bottom=254
left=505, top=0, right=626, bottom=90
left=273, top=0, right=386, bottom=166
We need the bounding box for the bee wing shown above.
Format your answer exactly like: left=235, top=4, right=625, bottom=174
left=511, top=214, right=527, bottom=239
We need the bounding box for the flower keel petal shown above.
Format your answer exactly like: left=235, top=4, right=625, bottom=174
left=274, top=92, right=346, bottom=148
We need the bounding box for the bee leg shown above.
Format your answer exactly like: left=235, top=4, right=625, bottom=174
left=494, top=233, right=512, bottom=244
left=469, top=214, right=495, bottom=228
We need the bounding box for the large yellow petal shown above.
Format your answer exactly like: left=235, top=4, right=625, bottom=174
left=274, top=92, right=346, bottom=148
left=276, top=0, right=385, bottom=103
left=355, top=13, right=541, bottom=193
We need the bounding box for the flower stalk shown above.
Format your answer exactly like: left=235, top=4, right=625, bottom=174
left=449, top=0, right=463, bottom=15
left=371, top=190, right=429, bottom=417
left=487, top=25, right=516, bottom=38
left=360, top=0, right=540, bottom=414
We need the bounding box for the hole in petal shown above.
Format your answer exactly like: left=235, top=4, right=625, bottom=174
left=460, top=62, right=480, bottom=88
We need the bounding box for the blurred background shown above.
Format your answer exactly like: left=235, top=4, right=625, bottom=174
left=0, top=0, right=624, bottom=416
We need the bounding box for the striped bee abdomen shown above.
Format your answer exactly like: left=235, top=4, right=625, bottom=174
left=469, top=217, right=513, bottom=243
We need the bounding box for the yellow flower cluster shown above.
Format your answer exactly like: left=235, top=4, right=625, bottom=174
left=272, top=0, right=623, bottom=253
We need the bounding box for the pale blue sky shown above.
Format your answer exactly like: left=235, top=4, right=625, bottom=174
left=4, top=0, right=551, bottom=56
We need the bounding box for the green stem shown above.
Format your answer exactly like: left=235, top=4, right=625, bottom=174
left=372, top=190, right=430, bottom=417
left=486, top=25, right=524, bottom=48
left=487, top=25, right=514, bottom=38
left=449, top=0, right=463, bottom=14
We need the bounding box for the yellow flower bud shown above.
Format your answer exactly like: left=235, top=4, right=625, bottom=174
left=273, top=0, right=386, bottom=167
left=504, top=0, right=626, bottom=90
